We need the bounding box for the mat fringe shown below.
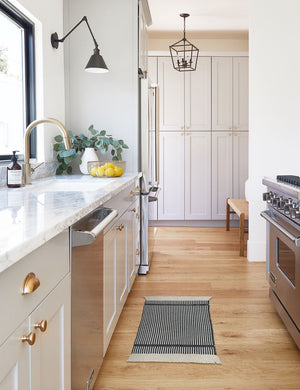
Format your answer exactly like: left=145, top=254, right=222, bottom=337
left=127, top=353, right=221, bottom=364
left=144, top=296, right=212, bottom=302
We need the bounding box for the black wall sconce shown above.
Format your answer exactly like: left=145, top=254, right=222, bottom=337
left=51, top=16, right=109, bottom=73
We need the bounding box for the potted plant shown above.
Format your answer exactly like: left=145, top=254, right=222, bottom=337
left=53, top=125, right=129, bottom=174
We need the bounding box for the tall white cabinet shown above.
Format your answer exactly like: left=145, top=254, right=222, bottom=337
left=150, top=54, right=249, bottom=222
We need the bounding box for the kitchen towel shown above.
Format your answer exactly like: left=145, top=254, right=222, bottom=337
left=128, top=296, right=221, bottom=364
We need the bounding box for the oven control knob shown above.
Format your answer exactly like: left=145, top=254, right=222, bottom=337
left=287, top=198, right=293, bottom=204
left=290, top=207, right=300, bottom=219
left=272, top=197, right=280, bottom=207
left=284, top=204, right=291, bottom=215
left=278, top=200, right=286, bottom=210
left=263, top=192, right=270, bottom=201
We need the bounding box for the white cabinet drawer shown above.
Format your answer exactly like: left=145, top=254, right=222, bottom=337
left=0, top=230, right=69, bottom=346
left=104, top=182, right=139, bottom=229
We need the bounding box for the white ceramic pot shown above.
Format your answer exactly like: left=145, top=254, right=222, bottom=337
left=79, top=148, right=98, bottom=175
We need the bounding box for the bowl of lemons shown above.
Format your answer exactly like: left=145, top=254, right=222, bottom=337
left=88, top=161, right=125, bottom=177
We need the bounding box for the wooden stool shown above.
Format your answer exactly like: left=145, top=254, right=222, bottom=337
left=226, top=198, right=249, bottom=256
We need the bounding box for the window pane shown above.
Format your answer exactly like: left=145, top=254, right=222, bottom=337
left=0, top=11, right=25, bottom=156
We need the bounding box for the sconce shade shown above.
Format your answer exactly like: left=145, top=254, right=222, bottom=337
left=85, top=48, right=109, bottom=73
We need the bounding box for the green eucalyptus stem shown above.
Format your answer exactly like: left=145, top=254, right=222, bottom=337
left=53, top=124, right=129, bottom=175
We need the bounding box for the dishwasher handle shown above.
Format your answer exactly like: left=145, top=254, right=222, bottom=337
left=72, top=209, right=118, bottom=247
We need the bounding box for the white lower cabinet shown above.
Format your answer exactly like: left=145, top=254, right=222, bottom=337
left=0, top=278, right=70, bottom=390
left=30, top=275, right=71, bottom=390
left=103, top=188, right=140, bottom=355
left=0, top=320, right=29, bottom=390
left=128, top=199, right=140, bottom=292
left=212, top=131, right=248, bottom=219
left=158, top=131, right=211, bottom=220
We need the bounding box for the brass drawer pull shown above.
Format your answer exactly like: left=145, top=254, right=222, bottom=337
left=136, top=213, right=140, bottom=220
left=136, top=249, right=140, bottom=255
left=22, top=272, right=40, bottom=295
left=136, top=186, right=140, bottom=191
left=34, top=319, right=47, bottom=332
left=129, top=208, right=136, bottom=213
left=22, top=332, right=36, bottom=345
left=116, top=224, right=124, bottom=231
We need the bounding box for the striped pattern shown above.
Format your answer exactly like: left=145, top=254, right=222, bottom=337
left=128, top=296, right=221, bottom=364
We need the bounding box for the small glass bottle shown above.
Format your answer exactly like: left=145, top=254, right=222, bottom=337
left=7, top=150, right=22, bottom=188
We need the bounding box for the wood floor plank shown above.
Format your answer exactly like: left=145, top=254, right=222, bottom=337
left=95, top=227, right=300, bottom=390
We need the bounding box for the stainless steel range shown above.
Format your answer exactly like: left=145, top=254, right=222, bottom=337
left=261, top=175, right=300, bottom=349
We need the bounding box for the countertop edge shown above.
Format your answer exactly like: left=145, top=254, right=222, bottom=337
left=0, top=173, right=142, bottom=275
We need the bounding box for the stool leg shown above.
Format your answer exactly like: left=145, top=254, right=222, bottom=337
left=226, top=198, right=230, bottom=231
left=239, top=213, right=245, bottom=256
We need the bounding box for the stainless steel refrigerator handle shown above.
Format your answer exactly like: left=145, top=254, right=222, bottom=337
left=154, top=85, right=160, bottom=184
left=72, top=209, right=118, bottom=247
left=261, top=210, right=300, bottom=246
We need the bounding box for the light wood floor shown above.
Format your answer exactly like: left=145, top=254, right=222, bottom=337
left=95, top=227, right=300, bottom=390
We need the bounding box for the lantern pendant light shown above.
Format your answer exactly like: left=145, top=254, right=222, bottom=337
left=169, top=13, right=199, bottom=72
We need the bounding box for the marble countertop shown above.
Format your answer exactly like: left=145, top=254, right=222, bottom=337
left=262, top=177, right=300, bottom=199
left=0, top=173, right=141, bottom=274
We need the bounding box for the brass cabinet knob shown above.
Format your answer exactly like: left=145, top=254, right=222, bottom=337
left=229, top=126, right=232, bottom=130
left=22, top=332, right=36, bottom=345
left=234, top=126, right=238, bottom=130
left=229, top=133, right=232, bottom=136
left=130, top=191, right=135, bottom=197
left=181, top=133, right=184, bottom=136
left=22, top=272, right=40, bottom=295
left=234, top=133, right=238, bottom=136
left=136, top=213, right=140, bottom=220
left=116, top=224, right=124, bottom=231
left=34, top=319, right=47, bottom=333
left=187, top=126, right=190, bottom=130
left=129, top=208, right=136, bottom=213
left=136, top=249, right=140, bottom=255
left=180, top=126, right=184, bottom=130
left=136, top=186, right=140, bottom=191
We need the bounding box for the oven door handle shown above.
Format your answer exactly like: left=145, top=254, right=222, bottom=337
left=261, top=210, right=300, bottom=246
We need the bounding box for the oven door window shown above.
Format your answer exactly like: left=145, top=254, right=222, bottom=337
left=276, top=238, right=296, bottom=286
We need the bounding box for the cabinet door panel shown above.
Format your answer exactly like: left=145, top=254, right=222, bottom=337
left=116, top=216, right=127, bottom=310
left=233, top=57, right=249, bottom=131
left=158, top=132, right=185, bottom=220
left=158, top=57, right=184, bottom=130
left=185, top=57, right=211, bottom=131
left=127, top=205, right=135, bottom=293
left=0, top=320, right=29, bottom=390
left=185, top=132, right=211, bottom=219
left=233, top=132, right=248, bottom=199
left=103, top=228, right=117, bottom=354
left=212, top=132, right=233, bottom=219
left=212, top=57, right=233, bottom=131
left=30, top=275, right=71, bottom=390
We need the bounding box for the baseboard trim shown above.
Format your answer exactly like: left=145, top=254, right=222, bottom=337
left=247, top=239, right=266, bottom=261
left=148, top=220, right=244, bottom=227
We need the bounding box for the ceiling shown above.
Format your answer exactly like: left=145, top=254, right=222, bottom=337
left=147, top=0, right=249, bottom=36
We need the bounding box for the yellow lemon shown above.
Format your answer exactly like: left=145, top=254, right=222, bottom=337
left=97, top=166, right=105, bottom=177
left=114, top=167, right=123, bottom=177
left=90, top=167, right=98, bottom=177
left=106, top=167, right=115, bottom=177
left=107, top=162, right=115, bottom=169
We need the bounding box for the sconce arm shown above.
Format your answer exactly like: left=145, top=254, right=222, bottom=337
left=51, top=16, right=99, bottom=49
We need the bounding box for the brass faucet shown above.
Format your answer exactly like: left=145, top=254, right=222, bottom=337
left=23, top=118, right=71, bottom=185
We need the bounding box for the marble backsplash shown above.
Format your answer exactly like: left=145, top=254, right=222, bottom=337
left=0, top=161, right=59, bottom=187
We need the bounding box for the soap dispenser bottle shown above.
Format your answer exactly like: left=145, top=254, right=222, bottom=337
left=7, top=150, right=22, bottom=188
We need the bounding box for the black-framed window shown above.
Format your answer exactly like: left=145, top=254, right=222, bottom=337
left=0, top=0, right=35, bottom=160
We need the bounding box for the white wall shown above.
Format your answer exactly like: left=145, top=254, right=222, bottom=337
left=10, top=0, right=65, bottom=162
left=65, top=0, right=139, bottom=172
left=248, top=0, right=300, bottom=261
left=149, top=37, right=248, bottom=52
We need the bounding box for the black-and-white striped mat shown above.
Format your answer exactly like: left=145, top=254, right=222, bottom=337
left=128, top=296, right=221, bottom=364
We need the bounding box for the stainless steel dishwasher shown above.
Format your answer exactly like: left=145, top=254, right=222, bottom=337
left=71, top=207, right=118, bottom=390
